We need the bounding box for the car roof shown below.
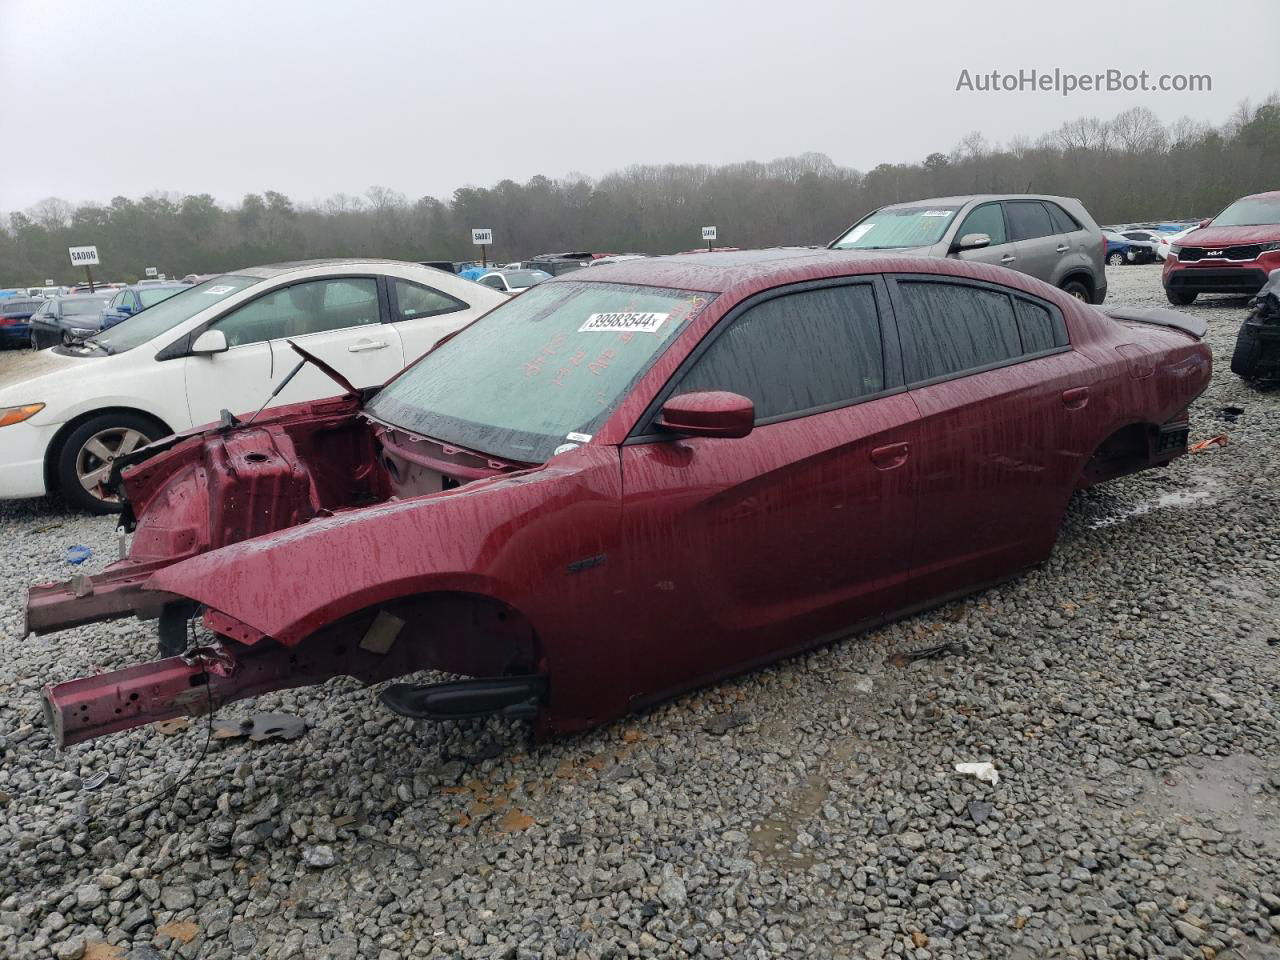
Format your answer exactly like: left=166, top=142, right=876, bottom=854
left=124, top=282, right=186, bottom=291
left=549, top=246, right=1055, bottom=299
left=877, top=193, right=1080, bottom=209
left=228, top=258, right=420, bottom=279
left=1241, top=190, right=1280, bottom=201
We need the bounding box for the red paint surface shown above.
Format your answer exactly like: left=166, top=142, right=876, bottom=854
left=35, top=251, right=1212, bottom=745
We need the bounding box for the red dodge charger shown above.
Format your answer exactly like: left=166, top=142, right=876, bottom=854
left=28, top=249, right=1211, bottom=747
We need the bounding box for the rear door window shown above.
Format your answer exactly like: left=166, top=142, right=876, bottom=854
left=894, top=280, right=1022, bottom=382
left=1046, top=202, right=1081, bottom=233
left=1004, top=201, right=1055, bottom=241
left=392, top=279, right=466, bottom=321
left=956, top=203, right=1007, bottom=246
left=672, top=284, right=886, bottom=422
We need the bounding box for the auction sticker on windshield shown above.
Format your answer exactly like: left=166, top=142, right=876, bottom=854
left=203, top=285, right=236, bottom=295
left=578, top=312, right=669, bottom=334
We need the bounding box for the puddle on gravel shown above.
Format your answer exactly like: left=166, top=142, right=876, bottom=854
left=1089, top=487, right=1217, bottom=528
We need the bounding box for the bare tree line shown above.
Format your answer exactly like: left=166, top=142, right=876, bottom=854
left=2, top=97, right=1277, bottom=285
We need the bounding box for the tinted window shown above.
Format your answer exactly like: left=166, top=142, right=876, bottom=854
left=394, top=279, right=465, bottom=320
left=477, top=275, right=507, bottom=291
left=957, top=203, right=1006, bottom=246
left=1046, top=202, right=1081, bottom=233
left=1015, top=299, right=1067, bottom=353
left=674, top=285, right=885, bottom=421
left=896, top=281, right=1021, bottom=382
left=214, top=277, right=380, bottom=347
left=1004, top=201, right=1054, bottom=241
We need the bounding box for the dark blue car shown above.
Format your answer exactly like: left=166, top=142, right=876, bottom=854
left=99, top=282, right=189, bottom=331
left=0, top=298, right=43, bottom=347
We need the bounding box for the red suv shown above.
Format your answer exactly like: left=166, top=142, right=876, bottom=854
left=1163, top=190, right=1280, bottom=304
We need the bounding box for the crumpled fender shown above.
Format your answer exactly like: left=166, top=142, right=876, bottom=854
left=144, top=446, right=621, bottom=647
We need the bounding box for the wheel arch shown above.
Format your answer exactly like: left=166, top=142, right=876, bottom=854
left=44, top=406, right=175, bottom=494
left=1076, top=419, right=1163, bottom=490
left=1059, top=270, right=1095, bottom=300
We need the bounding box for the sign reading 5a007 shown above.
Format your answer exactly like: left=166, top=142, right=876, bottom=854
left=68, top=245, right=100, bottom=267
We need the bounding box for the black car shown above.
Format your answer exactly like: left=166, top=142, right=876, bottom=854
left=1231, top=268, right=1280, bottom=382
left=0, top=298, right=43, bottom=348
left=28, top=294, right=113, bottom=349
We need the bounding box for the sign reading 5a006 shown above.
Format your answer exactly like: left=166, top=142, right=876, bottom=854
left=68, top=245, right=100, bottom=267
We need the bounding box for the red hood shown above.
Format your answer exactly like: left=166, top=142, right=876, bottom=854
left=1180, top=224, right=1280, bottom=247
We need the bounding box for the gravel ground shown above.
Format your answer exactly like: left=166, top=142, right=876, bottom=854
left=1, top=263, right=1278, bottom=960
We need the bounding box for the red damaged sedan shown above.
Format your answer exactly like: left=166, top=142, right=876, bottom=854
left=27, top=250, right=1211, bottom=747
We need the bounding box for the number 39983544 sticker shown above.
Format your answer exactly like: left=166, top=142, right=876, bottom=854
left=578, top=312, right=669, bottom=334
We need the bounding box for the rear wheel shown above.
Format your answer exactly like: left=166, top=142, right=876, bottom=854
left=55, top=412, right=166, bottom=514
left=1106, top=252, right=1126, bottom=266
left=1060, top=279, right=1090, bottom=302
left=1165, top=289, right=1198, bottom=306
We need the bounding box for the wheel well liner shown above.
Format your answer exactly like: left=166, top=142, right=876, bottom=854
left=1078, top=421, right=1157, bottom=489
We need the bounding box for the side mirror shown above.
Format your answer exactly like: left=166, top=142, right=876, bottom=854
left=191, top=329, right=228, bottom=355
left=658, top=391, right=754, bottom=439
left=954, top=232, right=991, bottom=251
left=1198, top=218, right=1212, bottom=229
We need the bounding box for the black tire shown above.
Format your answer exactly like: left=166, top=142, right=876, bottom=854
left=1106, top=252, right=1126, bottom=266
left=30, top=331, right=40, bottom=350
left=1165, top=289, right=1197, bottom=306
left=54, top=412, right=167, bottom=514
left=1060, top=280, right=1091, bottom=302
left=1230, top=326, right=1262, bottom=379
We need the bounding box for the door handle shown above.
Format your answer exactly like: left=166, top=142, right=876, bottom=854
left=1061, top=386, right=1089, bottom=410
left=348, top=339, right=389, bottom=353
left=1000, top=254, right=1017, bottom=264
left=870, top=442, right=910, bottom=470
left=1056, top=244, right=1070, bottom=253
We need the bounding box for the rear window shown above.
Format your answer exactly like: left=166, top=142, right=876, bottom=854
left=1, top=299, right=40, bottom=314
left=63, top=298, right=111, bottom=315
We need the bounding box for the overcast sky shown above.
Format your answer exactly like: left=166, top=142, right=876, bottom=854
left=2, top=0, right=1277, bottom=212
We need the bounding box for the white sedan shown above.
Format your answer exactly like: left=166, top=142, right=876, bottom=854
left=474, top=269, right=551, bottom=295
left=0, top=259, right=505, bottom=512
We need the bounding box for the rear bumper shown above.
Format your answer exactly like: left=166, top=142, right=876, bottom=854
left=0, top=323, right=30, bottom=344
left=1164, top=265, right=1268, bottom=295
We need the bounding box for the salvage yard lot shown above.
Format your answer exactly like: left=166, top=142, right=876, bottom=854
left=1, top=264, right=1277, bottom=960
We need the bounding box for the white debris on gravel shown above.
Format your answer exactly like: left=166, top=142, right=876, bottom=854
left=1, top=264, right=1278, bottom=959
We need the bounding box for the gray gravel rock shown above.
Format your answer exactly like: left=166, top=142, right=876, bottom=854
left=0, top=265, right=1278, bottom=959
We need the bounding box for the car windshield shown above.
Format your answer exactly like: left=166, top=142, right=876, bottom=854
left=92, top=275, right=259, bottom=353
left=138, top=286, right=183, bottom=307
left=63, top=297, right=111, bottom=315
left=831, top=205, right=961, bottom=249
left=1213, top=197, right=1280, bottom=227
left=367, top=280, right=716, bottom=463
left=507, top=270, right=550, bottom=289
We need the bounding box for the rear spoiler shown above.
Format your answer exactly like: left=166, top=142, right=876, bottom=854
left=1099, top=305, right=1207, bottom=340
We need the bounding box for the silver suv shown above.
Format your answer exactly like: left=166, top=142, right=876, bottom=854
left=830, top=194, right=1107, bottom=304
